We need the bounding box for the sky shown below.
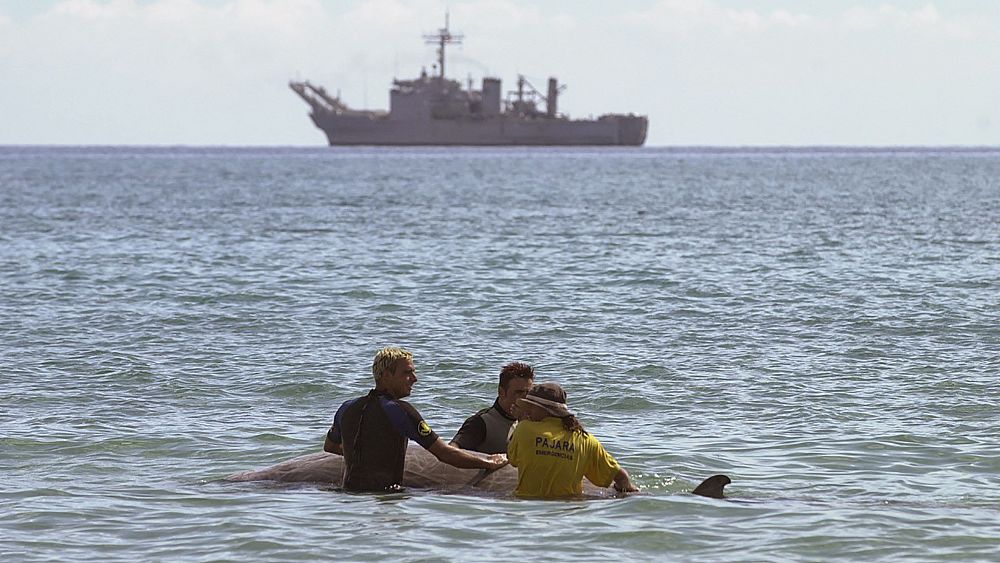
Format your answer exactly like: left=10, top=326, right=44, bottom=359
left=1, top=0, right=999, bottom=146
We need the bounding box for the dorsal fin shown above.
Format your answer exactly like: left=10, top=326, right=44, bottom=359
left=692, top=474, right=731, bottom=499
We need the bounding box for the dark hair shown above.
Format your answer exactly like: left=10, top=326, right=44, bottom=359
left=498, top=362, right=534, bottom=389
left=561, top=415, right=587, bottom=436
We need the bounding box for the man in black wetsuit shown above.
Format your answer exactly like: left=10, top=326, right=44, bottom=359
left=324, top=347, right=507, bottom=492
left=449, top=362, right=534, bottom=454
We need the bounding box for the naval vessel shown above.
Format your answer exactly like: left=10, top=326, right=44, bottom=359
left=289, top=17, right=648, bottom=146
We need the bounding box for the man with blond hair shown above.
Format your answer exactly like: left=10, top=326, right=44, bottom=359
left=324, top=347, right=507, bottom=492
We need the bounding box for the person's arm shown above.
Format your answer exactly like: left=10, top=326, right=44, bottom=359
left=324, top=415, right=344, bottom=455
left=385, top=400, right=503, bottom=469
left=583, top=436, right=637, bottom=492
left=427, top=438, right=507, bottom=470
left=323, top=436, right=343, bottom=455
left=324, top=401, right=350, bottom=455
left=449, top=415, right=486, bottom=450
left=612, top=467, right=639, bottom=493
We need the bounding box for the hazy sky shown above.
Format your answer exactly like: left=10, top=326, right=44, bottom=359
left=2, top=0, right=999, bottom=146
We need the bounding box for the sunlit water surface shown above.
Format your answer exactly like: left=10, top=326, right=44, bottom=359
left=2, top=146, right=998, bottom=561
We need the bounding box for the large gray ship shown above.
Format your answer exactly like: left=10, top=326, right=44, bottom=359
left=289, top=17, right=648, bottom=146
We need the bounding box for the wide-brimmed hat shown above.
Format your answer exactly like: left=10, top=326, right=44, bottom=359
left=517, top=382, right=574, bottom=418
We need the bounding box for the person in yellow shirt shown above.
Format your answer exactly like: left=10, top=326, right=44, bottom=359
left=507, top=382, right=638, bottom=498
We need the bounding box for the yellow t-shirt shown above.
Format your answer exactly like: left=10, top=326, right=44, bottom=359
left=507, top=417, right=620, bottom=498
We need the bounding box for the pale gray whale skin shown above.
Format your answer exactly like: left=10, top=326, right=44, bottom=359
left=227, top=446, right=535, bottom=493
left=226, top=445, right=730, bottom=498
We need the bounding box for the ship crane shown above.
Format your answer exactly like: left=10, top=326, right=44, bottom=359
left=507, top=75, right=567, bottom=118
left=289, top=80, right=347, bottom=114
left=289, top=80, right=371, bottom=116
left=423, top=12, right=463, bottom=79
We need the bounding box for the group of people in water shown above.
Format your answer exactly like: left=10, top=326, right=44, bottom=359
left=322, top=346, right=638, bottom=498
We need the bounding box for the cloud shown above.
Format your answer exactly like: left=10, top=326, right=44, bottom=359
left=622, top=0, right=813, bottom=33
left=844, top=4, right=930, bottom=29
left=624, top=0, right=988, bottom=38
left=841, top=4, right=989, bottom=40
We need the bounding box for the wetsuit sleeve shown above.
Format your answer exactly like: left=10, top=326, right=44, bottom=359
left=326, top=399, right=353, bottom=445
left=583, top=435, right=621, bottom=488
left=450, top=414, right=486, bottom=450
left=382, top=398, right=440, bottom=449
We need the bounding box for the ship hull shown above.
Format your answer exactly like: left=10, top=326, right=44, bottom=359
left=310, top=113, right=648, bottom=146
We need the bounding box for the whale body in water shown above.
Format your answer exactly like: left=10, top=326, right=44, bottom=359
left=226, top=445, right=731, bottom=498
left=228, top=446, right=528, bottom=492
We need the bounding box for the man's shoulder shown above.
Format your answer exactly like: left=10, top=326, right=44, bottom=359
left=338, top=395, right=366, bottom=412
left=513, top=418, right=563, bottom=435
left=383, top=396, right=415, bottom=408
left=511, top=419, right=539, bottom=435
left=381, top=396, right=424, bottom=419
left=464, top=405, right=494, bottom=422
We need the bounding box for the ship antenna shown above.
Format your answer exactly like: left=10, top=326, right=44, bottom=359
left=423, top=12, right=463, bottom=80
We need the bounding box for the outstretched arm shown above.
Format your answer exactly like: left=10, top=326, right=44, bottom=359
left=427, top=438, right=507, bottom=470
left=612, top=467, right=639, bottom=493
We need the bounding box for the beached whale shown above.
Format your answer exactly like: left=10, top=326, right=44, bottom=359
left=226, top=446, right=731, bottom=498
left=227, top=446, right=519, bottom=492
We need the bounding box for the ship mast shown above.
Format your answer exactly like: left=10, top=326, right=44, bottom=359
left=423, top=12, right=463, bottom=80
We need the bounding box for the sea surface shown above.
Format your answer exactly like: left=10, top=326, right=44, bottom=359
left=2, top=146, right=998, bottom=561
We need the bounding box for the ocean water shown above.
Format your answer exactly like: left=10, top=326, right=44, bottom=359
left=2, top=145, right=998, bottom=561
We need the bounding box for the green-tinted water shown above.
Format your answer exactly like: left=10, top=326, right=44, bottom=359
left=2, top=147, right=998, bottom=561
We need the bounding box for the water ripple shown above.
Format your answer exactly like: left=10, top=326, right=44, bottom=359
left=3, top=147, right=1000, bottom=561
